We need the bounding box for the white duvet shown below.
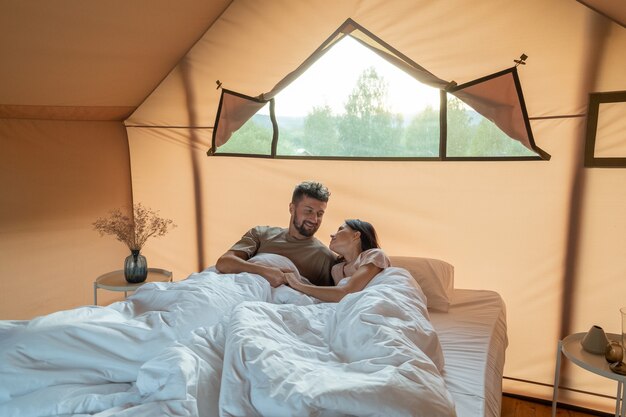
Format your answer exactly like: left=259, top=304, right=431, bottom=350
left=0, top=256, right=456, bottom=417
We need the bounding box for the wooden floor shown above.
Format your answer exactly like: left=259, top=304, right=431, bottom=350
left=501, top=396, right=609, bottom=417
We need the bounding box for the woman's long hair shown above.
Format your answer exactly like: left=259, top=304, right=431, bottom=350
left=344, top=219, right=380, bottom=252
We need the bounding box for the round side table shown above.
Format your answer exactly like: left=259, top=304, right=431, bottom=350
left=552, top=332, right=625, bottom=416
left=94, top=268, right=173, bottom=305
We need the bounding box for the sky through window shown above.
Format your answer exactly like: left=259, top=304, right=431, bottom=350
left=265, top=36, right=440, bottom=119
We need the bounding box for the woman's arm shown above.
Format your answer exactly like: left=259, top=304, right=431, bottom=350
left=285, top=263, right=383, bottom=302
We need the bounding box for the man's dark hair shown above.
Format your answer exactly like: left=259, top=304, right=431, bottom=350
left=345, top=219, right=380, bottom=252
left=292, top=181, right=330, bottom=204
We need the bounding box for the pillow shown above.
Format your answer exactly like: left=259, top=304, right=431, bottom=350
left=248, top=253, right=299, bottom=275
left=389, top=256, right=454, bottom=312
left=247, top=253, right=314, bottom=285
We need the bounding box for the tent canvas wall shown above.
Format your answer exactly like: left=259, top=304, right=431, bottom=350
left=1, top=0, right=625, bottom=413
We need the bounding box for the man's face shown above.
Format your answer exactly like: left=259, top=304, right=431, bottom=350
left=289, top=196, right=327, bottom=239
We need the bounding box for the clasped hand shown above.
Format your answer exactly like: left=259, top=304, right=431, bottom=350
left=264, top=267, right=299, bottom=288
left=284, top=272, right=301, bottom=289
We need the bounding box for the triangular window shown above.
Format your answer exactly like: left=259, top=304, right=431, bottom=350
left=210, top=19, right=549, bottom=161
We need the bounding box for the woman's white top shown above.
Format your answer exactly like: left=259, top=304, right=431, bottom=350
left=331, top=248, right=391, bottom=286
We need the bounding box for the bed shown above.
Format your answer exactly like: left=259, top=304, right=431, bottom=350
left=0, top=254, right=507, bottom=417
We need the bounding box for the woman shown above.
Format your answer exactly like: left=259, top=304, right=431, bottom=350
left=285, top=219, right=390, bottom=302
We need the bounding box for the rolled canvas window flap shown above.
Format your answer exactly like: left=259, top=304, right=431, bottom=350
left=349, top=32, right=450, bottom=91
left=211, top=89, right=268, bottom=150
left=451, top=67, right=551, bottom=160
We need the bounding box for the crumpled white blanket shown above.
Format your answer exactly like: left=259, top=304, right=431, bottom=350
left=0, top=255, right=456, bottom=417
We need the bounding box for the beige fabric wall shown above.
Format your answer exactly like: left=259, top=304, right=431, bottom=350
left=565, top=167, right=626, bottom=411
left=126, top=127, right=202, bottom=278
left=0, top=119, right=132, bottom=319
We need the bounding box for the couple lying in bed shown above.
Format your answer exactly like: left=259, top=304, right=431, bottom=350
left=215, top=180, right=390, bottom=303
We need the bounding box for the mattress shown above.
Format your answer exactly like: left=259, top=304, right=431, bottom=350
left=430, top=289, right=508, bottom=417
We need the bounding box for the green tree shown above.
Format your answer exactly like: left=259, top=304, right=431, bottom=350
left=302, top=104, right=338, bottom=156
left=216, top=116, right=273, bottom=155
left=468, top=119, right=536, bottom=156
left=469, top=119, right=504, bottom=156
left=404, top=105, right=440, bottom=156
left=445, top=96, right=475, bottom=156
left=337, top=67, right=403, bottom=156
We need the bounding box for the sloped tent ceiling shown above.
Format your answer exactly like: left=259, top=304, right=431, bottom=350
left=579, top=0, right=626, bottom=27
left=0, top=1, right=232, bottom=315
left=0, top=0, right=625, bottom=414
left=0, top=0, right=232, bottom=120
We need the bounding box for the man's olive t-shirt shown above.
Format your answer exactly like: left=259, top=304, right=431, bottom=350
left=229, top=226, right=335, bottom=286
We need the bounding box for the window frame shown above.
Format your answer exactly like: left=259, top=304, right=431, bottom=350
left=210, top=18, right=546, bottom=162
left=584, top=90, right=626, bottom=168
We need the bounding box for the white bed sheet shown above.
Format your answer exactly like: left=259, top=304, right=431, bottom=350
left=430, top=289, right=508, bottom=417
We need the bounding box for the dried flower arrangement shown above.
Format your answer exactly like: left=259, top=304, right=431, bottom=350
left=93, top=203, right=176, bottom=251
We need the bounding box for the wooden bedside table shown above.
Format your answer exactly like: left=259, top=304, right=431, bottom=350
left=94, top=268, right=173, bottom=305
left=552, top=332, right=626, bottom=417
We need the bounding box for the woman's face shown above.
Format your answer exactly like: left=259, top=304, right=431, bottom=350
left=329, top=223, right=359, bottom=255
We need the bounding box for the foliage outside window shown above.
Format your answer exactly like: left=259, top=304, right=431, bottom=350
left=275, top=66, right=431, bottom=158
left=446, top=99, right=535, bottom=157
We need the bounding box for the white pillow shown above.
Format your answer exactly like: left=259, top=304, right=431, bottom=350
left=248, top=253, right=300, bottom=275
left=247, top=253, right=314, bottom=284
left=248, top=253, right=319, bottom=305
left=389, top=256, right=454, bottom=312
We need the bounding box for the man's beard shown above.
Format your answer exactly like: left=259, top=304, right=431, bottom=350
left=292, top=215, right=319, bottom=238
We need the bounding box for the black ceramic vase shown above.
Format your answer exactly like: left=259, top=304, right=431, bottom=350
left=124, top=249, right=148, bottom=283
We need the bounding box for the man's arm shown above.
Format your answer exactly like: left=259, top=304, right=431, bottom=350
left=215, top=250, right=287, bottom=288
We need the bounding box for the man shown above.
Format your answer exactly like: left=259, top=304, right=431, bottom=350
left=215, top=181, right=336, bottom=287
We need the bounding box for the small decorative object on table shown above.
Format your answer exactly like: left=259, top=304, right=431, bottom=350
left=580, top=325, right=610, bottom=354
left=125, top=249, right=148, bottom=284
left=606, top=341, right=624, bottom=364
left=93, top=203, right=176, bottom=283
